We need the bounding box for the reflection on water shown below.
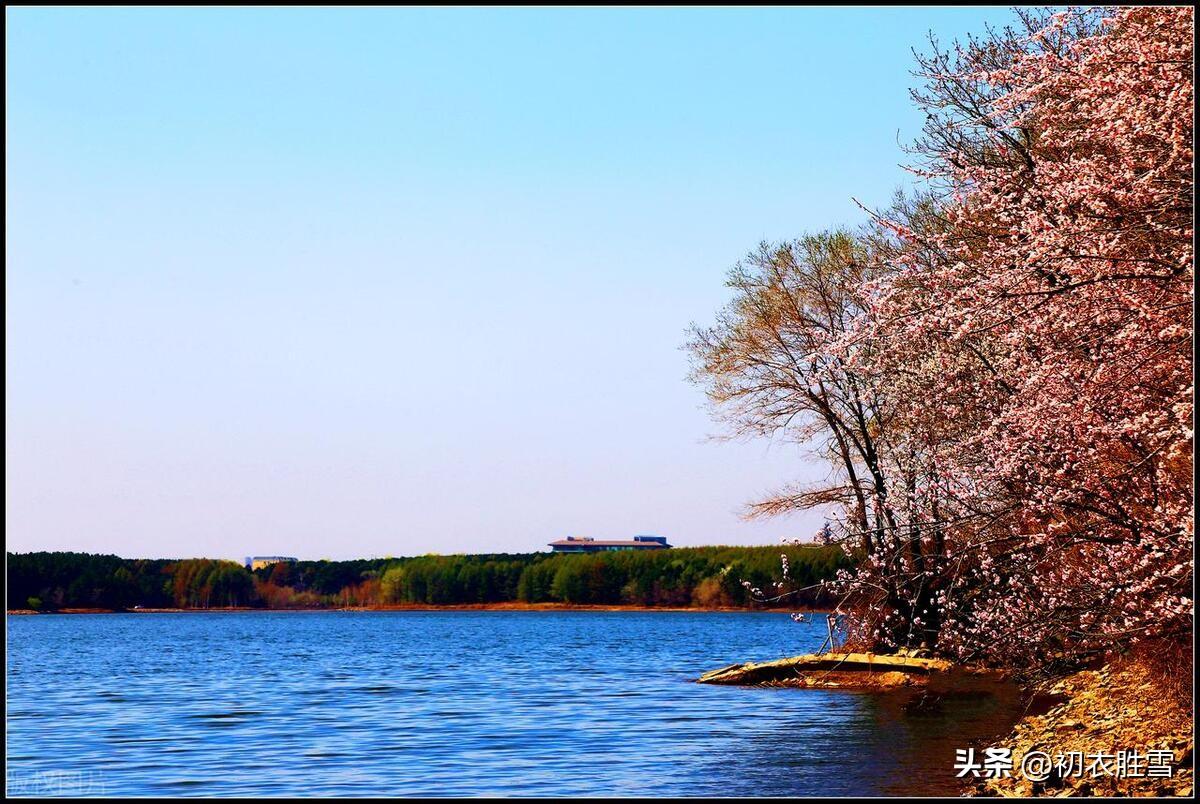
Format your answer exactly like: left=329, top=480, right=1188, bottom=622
left=7, top=611, right=1022, bottom=796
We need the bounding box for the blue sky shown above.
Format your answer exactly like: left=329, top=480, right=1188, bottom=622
left=6, top=6, right=1016, bottom=560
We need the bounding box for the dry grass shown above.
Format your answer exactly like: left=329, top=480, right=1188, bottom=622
left=1127, top=635, right=1194, bottom=712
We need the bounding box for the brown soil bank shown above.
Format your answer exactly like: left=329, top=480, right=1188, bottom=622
left=977, top=657, right=1193, bottom=798
left=341, top=602, right=794, bottom=613
left=7, top=602, right=805, bottom=615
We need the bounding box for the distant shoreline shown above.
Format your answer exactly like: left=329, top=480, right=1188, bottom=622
left=8, top=602, right=817, bottom=615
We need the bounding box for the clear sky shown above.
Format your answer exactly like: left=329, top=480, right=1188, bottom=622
left=7, top=6, right=1017, bottom=560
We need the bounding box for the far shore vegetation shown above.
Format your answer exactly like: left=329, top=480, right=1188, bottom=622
left=7, top=546, right=852, bottom=613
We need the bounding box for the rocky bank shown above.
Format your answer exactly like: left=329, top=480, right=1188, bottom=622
left=978, top=658, right=1193, bottom=797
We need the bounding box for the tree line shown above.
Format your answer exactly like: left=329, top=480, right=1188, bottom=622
left=7, top=545, right=852, bottom=611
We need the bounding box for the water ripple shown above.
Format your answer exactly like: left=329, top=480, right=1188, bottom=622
left=7, top=611, right=1019, bottom=796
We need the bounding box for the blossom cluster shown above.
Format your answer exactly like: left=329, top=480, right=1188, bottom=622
left=839, top=6, right=1194, bottom=665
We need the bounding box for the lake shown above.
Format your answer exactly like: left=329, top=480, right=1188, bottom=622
left=6, top=611, right=1017, bottom=796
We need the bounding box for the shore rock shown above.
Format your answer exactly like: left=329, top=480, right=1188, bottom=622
left=977, top=659, right=1193, bottom=797
left=696, top=650, right=959, bottom=689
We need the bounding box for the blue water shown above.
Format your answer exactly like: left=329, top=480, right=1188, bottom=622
left=6, top=611, right=1016, bottom=796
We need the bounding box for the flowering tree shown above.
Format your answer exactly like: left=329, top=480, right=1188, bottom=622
left=868, top=5, right=1193, bottom=666
left=693, top=6, right=1193, bottom=670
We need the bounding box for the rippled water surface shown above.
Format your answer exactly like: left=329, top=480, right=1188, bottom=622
left=7, top=611, right=1017, bottom=796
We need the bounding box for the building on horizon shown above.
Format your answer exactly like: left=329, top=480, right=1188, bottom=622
left=245, top=556, right=299, bottom=571
left=547, top=535, right=671, bottom=553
